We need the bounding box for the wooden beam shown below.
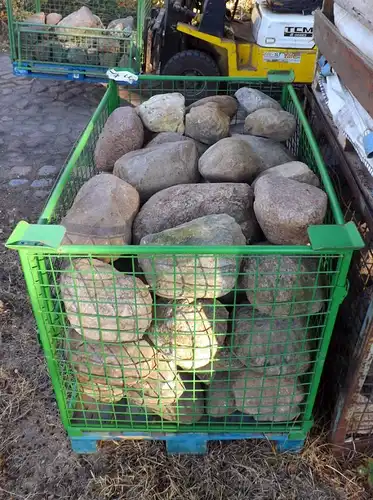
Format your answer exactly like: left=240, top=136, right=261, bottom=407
left=334, top=0, right=373, bottom=32
left=314, top=9, right=373, bottom=117
left=322, top=0, right=334, bottom=19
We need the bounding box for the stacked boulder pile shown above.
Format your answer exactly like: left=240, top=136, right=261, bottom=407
left=24, top=6, right=134, bottom=67
left=60, top=87, right=328, bottom=423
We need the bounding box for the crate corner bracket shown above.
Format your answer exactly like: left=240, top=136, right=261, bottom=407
left=6, top=221, right=66, bottom=250
left=308, top=222, right=365, bottom=251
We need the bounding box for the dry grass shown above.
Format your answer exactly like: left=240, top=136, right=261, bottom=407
left=80, top=435, right=370, bottom=500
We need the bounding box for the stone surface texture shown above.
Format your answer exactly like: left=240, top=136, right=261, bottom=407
left=95, top=106, right=144, bottom=172
left=133, top=182, right=260, bottom=244
left=254, top=176, right=328, bottom=245
left=186, top=95, right=238, bottom=118
left=185, top=102, right=230, bottom=145
left=0, top=54, right=105, bottom=221
left=113, top=140, right=199, bottom=201
left=139, top=215, right=246, bottom=299
left=244, top=108, right=297, bottom=142
left=229, top=133, right=294, bottom=171
left=199, top=137, right=263, bottom=183
left=138, top=93, right=185, bottom=133
left=235, top=87, right=282, bottom=115
left=252, top=161, right=320, bottom=187
left=61, top=173, right=140, bottom=246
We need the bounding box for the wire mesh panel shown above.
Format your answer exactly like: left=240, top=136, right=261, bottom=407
left=7, top=0, right=152, bottom=77
left=22, top=250, right=342, bottom=432
left=7, top=78, right=361, bottom=444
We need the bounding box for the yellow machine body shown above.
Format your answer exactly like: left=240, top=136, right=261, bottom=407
left=177, top=23, right=317, bottom=83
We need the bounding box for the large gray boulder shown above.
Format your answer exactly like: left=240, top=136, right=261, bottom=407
left=244, top=108, right=296, bottom=142
left=252, top=161, right=320, bottom=188
left=60, top=259, right=153, bottom=342
left=198, top=137, right=264, bottom=183
left=229, top=133, right=294, bottom=171
left=254, top=176, right=328, bottom=245
left=133, top=183, right=259, bottom=244
left=137, top=93, right=185, bottom=133
left=232, top=305, right=311, bottom=375
left=67, top=329, right=157, bottom=387
left=196, top=347, right=244, bottom=384
left=94, top=107, right=144, bottom=172
left=235, top=87, right=282, bottom=115
left=129, top=372, right=205, bottom=424
left=61, top=173, right=139, bottom=247
left=241, top=255, right=325, bottom=317
left=145, top=132, right=208, bottom=158
left=160, top=373, right=205, bottom=424
left=25, top=12, right=45, bottom=24
left=207, top=372, right=236, bottom=418
left=185, top=102, right=230, bottom=145
left=139, top=215, right=246, bottom=299
left=127, top=353, right=185, bottom=406
left=57, top=6, right=102, bottom=39
left=148, top=299, right=228, bottom=369
left=113, top=140, right=199, bottom=201
left=108, top=16, right=134, bottom=35
left=187, top=95, right=238, bottom=118
left=168, top=373, right=205, bottom=424
left=232, top=370, right=304, bottom=421
left=145, top=132, right=188, bottom=148
left=78, top=377, right=125, bottom=403
left=46, top=13, right=62, bottom=25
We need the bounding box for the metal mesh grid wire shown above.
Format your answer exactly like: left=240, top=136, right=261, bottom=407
left=304, top=89, right=373, bottom=439
left=26, top=251, right=341, bottom=432
left=7, top=0, right=152, bottom=73
left=11, top=78, right=357, bottom=435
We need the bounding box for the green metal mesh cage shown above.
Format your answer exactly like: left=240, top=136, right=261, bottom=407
left=7, top=0, right=152, bottom=76
left=7, top=77, right=363, bottom=439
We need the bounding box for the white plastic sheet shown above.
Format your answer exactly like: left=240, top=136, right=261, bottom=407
left=319, top=72, right=373, bottom=176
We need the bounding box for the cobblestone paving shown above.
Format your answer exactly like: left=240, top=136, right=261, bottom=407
left=0, top=53, right=105, bottom=225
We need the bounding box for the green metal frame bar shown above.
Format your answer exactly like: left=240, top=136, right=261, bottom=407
left=18, top=251, right=70, bottom=429
left=6, top=0, right=16, bottom=60
left=302, top=252, right=353, bottom=421
left=287, top=85, right=344, bottom=225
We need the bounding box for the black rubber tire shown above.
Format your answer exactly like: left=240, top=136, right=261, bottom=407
left=161, top=50, right=221, bottom=102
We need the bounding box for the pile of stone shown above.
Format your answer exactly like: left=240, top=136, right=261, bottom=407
left=24, top=6, right=134, bottom=67
left=60, top=87, right=328, bottom=423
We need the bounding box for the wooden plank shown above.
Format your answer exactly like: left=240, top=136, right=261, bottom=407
left=322, top=0, right=334, bottom=19
left=334, top=0, right=373, bottom=32
left=314, top=9, right=373, bottom=117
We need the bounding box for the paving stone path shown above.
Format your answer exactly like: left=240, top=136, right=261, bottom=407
left=0, top=53, right=105, bottom=225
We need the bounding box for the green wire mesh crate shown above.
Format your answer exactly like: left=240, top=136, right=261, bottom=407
left=6, top=77, right=364, bottom=454
left=7, top=0, right=152, bottom=80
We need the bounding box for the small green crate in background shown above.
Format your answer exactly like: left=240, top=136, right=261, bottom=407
left=7, top=0, right=152, bottom=78
left=6, top=77, right=364, bottom=454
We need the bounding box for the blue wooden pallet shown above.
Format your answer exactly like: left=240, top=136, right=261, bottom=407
left=13, top=62, right=110, bottom=84
left=69, top=431, right=306, bottom=455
